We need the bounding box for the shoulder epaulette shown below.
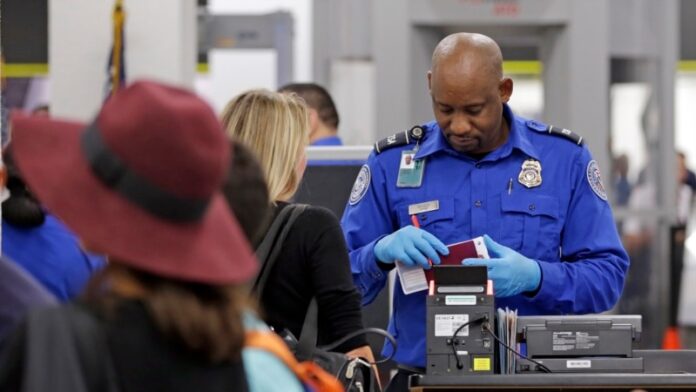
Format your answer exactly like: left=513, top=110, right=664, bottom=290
left=525, top=120, right=583, bottom=146
left=374, top=125, right=425, bottom=154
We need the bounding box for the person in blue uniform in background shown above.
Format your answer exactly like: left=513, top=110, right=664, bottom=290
left=2, top=148, right=105, bottom=301
left=340, top=32, right=629, bottom=392
left=278, top=82, right=343, bottom=147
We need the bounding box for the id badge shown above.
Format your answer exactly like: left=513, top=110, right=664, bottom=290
left=397, top=150, right=425, bottom=188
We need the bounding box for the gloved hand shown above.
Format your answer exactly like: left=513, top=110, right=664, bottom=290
left=462, top=235, right=541, bottom=298
left=374, top=226, right=449, bottom=268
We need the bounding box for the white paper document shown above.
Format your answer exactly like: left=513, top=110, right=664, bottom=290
left=396, top=261, right=429, bottom=294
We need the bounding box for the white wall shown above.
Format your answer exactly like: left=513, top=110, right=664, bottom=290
left=199, top=0, right=312, bottom=114
left=676, top=74, right=696, bottom=170
left=196, top=50, right=277, bottom=114
left=607, top=75, right=696, bottom=180
left=49, top=0, right=197, bottom=121
left=508, top=77, right=544, bottom=121
left=330, top=60, right=375, bottom=146
left=611, top=83, right=651, bottom=182
left=208, top=0, right=312, bottom=82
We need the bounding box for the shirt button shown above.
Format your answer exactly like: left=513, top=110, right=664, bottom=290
left=474, top=200, right=482, bottom=208
left=475, top=163, right=481, bottom=168
left=528, top=204, right=536, bottom=211
left=420, top=214, right=428, bottom=221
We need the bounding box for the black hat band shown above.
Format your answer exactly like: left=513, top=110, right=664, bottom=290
left=81, top=121, right=209, bottom=223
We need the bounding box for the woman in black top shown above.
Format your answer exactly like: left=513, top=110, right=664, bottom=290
left=222, top=89, right=374, bottom=360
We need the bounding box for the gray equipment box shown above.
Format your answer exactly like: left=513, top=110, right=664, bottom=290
left=516, top=315, right=643, bottom=373
left=426, top=266, right=495, bottom=376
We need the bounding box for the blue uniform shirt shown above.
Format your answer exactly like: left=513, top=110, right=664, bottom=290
left=3, top=213, right=106, bottom=301
left=311, top=135, right=343, bottom=146
left=340, top=105, right=629, bottom=368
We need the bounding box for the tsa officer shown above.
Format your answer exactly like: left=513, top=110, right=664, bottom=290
left=340, top=32, right=629, bottom=392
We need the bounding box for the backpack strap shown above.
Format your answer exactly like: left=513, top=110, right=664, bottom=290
left=296, top=297, right=320, bottom=361
left=252, top=204, right=309, bottom=296
left=245, top=331, right=343, bottom=392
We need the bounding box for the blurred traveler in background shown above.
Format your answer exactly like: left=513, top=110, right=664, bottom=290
left=279, top=83, right=343, bottom=146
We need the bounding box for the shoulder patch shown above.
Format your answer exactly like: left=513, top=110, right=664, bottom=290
left=586, top=160, right=608, bottom=201
left=526, top=120, right=583, bottom=146
left=374, top=125, right=425, bottom=154
left=349, top=165, right=371, bottom=205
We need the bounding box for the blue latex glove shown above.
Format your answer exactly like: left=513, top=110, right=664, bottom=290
left=462, top=235, right=541, bottom=298
left=374, top=226, right=449, bottom=268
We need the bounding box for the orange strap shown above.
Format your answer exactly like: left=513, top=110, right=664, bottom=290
left=246, top=331, right=344, bottom=392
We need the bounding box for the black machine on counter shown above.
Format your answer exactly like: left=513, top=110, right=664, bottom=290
left=516, top=315, right=643, bottom=373
left=425, top=265, right=643, bottom=375
left=426, top=266, right=495, bottom=375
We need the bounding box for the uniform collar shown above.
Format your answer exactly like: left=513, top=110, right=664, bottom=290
left=414, top=104, right=539, bottom=161
left=311, top=135, right=342, bottom=146
left=413, top=120, right=448, bottom=159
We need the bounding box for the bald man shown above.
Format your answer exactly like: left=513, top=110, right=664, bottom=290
left=341, top=33, right=628, bottom=389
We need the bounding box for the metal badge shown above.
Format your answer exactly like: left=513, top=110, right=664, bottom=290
left=518, top=159, right=542, bottom=188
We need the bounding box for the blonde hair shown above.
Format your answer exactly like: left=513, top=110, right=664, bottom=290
left=221, top=89, right=309, bottom=201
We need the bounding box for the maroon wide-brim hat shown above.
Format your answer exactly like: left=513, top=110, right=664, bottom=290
left=11, top=80, right=257, bottom=284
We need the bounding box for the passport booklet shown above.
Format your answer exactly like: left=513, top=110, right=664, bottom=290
left=397, top=236, right=490, bottom=294
left=425, top=236, right=490, bottom=282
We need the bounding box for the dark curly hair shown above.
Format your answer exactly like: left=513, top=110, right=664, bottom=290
left=3, top=147, right=45, bottom=227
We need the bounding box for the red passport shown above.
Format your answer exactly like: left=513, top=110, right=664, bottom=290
left=425, top=236, right=489, bottom=282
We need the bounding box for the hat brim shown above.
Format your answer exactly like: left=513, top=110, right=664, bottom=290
left=11, top=113, right=258, bottom=284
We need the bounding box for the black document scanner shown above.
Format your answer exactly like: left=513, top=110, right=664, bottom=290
left=516, top=315, right=643, bottom=373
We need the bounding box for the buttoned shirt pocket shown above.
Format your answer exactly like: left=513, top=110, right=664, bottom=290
left=499, top=192, right=560, bottom=260
left=396, top=197, right=455, bottom=240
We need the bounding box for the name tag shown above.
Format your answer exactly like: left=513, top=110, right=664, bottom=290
left=408, top=200, right=439, bottom=215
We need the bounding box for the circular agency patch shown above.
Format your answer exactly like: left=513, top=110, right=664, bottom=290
left=349, top=165, right=371, bottom=205
left=586, top=160, right=607, bottom=201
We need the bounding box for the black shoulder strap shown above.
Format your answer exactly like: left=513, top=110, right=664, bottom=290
left=374, top=125, right=425, bottom=154
left=546, top=125, right=584, bottom=146
left=251, top=204, right=309, bottom=296
left=525, top=119, right=584, bottom=146
left=295, top=298, right=320, bottom=361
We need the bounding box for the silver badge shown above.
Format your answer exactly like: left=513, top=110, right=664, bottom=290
left=349, top=165, right=371, bottom=205
left=518, top=159, right=542, bottom=188
left=586, top=160, right=607, bottom=201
